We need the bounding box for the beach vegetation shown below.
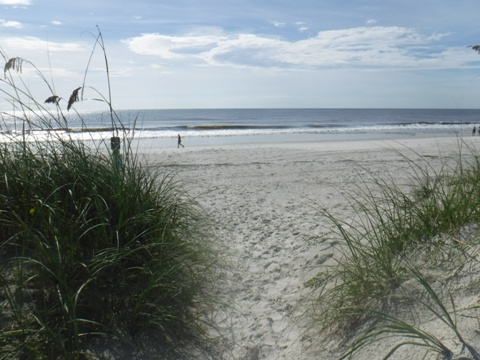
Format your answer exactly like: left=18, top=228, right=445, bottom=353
left=305, top=141, right=480, bottom=359
left=0, top=28, right=223, bottom=359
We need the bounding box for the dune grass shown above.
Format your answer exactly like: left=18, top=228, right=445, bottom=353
left=305, top=140, right=480, bottom=359
left=0, top=29, right=223, bottom=359
left=0, top=140, right=222, bottom=359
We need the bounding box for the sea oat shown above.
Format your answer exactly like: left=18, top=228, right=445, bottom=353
left=44, top=95, right=61, bottom=105
left=4, top=57, right=25, bottom=78
left=67, top=87, right=82, bottom=111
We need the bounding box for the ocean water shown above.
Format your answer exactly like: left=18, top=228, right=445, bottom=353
left=2, top=108, right=480, bottom=148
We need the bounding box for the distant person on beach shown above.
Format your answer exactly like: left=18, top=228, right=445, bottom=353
left=177, top=134, right=184, bottom=148
left=474, top=126, right=477, bottom=136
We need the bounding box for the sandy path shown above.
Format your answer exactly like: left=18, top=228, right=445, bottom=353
left=140, top=136, right=474, bottom=359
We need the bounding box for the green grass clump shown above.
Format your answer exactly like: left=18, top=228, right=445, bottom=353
left=304, top=141, right=480, bottom=358
left=0, top=139, right=221, bottom=359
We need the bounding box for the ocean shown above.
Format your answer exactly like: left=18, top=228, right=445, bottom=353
left=2, top=108, right=480, bottom=148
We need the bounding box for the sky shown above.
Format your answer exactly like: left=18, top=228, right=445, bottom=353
left=1, top=0, right=480, bottom=110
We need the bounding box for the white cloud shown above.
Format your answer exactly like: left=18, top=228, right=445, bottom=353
left=0, top=19, right=22, bottom=28
left=123, top=26, right=460, bottom=70
left=0, top=0, right=31, bottom=5
left=51, top=20, right=62, bottom=26
left=123, top=33, right=222, bottom=59
left=295, top=21, right=308, bottom=32
left=1, top=36, right=86, bottom=52
left=274, top=27, right=457, bottom=69
left=270, top=21, right=286, bottom=28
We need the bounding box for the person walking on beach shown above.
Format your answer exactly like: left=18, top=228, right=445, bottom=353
left=177, top=134, right=184, bottom=148
left=473, top=126, right=477, bottom=136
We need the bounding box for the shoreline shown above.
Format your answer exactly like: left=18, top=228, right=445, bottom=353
left=138, top=133, right=475, bottom=157
left=132, top=129, right=471, bottom=152
left=139, top=135, right=479, bottom=359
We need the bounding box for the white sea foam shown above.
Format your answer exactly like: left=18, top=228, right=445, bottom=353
left=0, top=108, right=474, bottom=145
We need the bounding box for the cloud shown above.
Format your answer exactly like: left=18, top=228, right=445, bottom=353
left=0, top=0, right=31, bottom=5
left=123, top=33, right=222, bottom=59
left=0, top=19, right=22, bottom=28
left=51, top=20, right=62, bottom=26
left=295, top=21, right=308, bottom=33
left=123, top=26, right=461, bottom=70
left=270, top=21, right=286, bottom=28
left=1, top=36, right=86, bottom=52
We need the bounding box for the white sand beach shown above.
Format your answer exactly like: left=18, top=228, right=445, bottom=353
left=139, top=135, right=480, bottom=360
